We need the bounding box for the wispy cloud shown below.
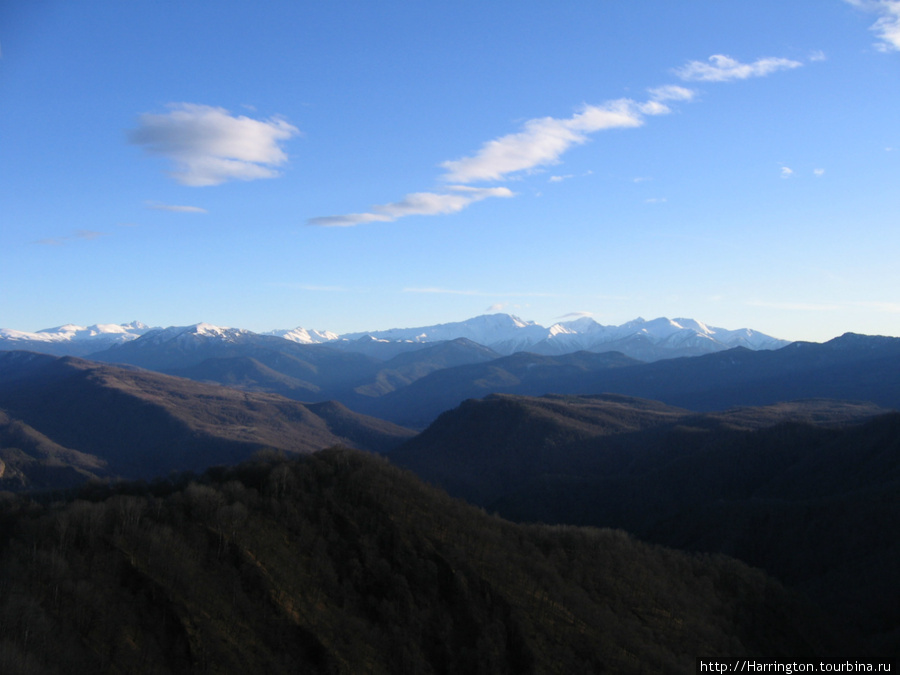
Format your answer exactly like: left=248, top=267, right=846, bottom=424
left=674, top=54, right=803, bottom=82
left=747, top=300, right=841, bottom=311
left=145, top=201, right=208, bottom=213
left=846, top=0, right=900, bottom=51
left=647, top=85, right=696, bottom=102
left=310, top=51, right=796, bottom=227
left=780, top=166, right=795, bottom=178
left=129, top=103, right=299, bottom=186
left=440, top=100, right=647, bottom=184
left=556, top=311, right=594, bottom=320
left=405, top=287, right=492, bottom=296
left=404, top=287, right=559, bottom=298
left=34, top=230, right=109, bottom=246
left=307, top=186, right=514, bottom=227
left=853, top=300, right=900, bottom=313
left=750, top=298, right=900, bottom=314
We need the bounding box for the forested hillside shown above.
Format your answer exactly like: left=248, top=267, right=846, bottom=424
left=0, top=449, right=841, bottom=674
left=0, top=353, right=413, bottom=490
left=391, top=394, right=900, bottom=660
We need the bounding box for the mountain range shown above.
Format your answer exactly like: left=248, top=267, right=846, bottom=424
left=2, top=320, right=899, bottom=662
left=0, top=351, right=413, bottom=491
left=388, top=393, right=900, bottom=658
left=0, top=313, right=790, bottom=361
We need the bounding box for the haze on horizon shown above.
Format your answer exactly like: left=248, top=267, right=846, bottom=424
left=1, top=1, right=898, bottom=343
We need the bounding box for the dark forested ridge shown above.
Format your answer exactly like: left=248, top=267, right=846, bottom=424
left=391, top=394, right=900, bottom=660
left=0, top=449, right=844, bottom=674
left=2, top=347, right=899, bottom=667
left=357, top=333, right=900, bottom=428
left=0, top=353, right=413, bottom=490
left=9, top=332, right=899, bottom=432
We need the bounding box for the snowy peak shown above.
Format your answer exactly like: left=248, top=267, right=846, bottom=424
left=141, top=323, right=254, bottom=346
left=0, top=322, right=156, bottom=356
left=335, top=313, right=789, bottom=359
left=1, top=313, right=791, bottom=361
left=263, top=327, right=339, bottom=344
left=341, top=313, right=546, bottom=347
left=3, top=322, right=153, bottom=343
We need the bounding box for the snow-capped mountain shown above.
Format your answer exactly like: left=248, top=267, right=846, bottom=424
left=0, top=314, right=791, bottom=361
left=531, top=316, right=788, bottom=359
left=341, top=314, right=550, bottom=353
left=338, top=314, right=789, bottom=360
left=138, top=323, right=256, bottom=346
left=0, top=322, right=155, bottom=356
left=263, top=327, right=339, bottom=344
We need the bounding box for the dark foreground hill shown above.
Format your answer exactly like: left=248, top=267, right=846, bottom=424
left=0, top=352, right=413, bottom=490
left=0, top=449, right=843, bottom=674
left=390, top=394, right=900, bottom=659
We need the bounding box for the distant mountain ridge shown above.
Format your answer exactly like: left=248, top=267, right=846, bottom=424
left=0, top=321, right=154, bottom=356
left=0, top=352, right=414, bottom=490
left=0, top=313, right=790, bottom=361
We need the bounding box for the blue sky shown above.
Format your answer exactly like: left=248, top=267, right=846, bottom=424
left=1, top=0, right=898, bottom=342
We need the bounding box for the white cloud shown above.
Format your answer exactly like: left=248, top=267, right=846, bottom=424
left=145, top=201, right=208, bottom=213
left=129, top=103, right=299, bottom=186
left=549, top=174, right=573, bottom=183
left=674, top=54, right=803, bottom=82
left=440, top=99, right=646, bottom=184
left=847, top=0, right=900, bottom=51
left=814, top=168, right=826, bottom=177
left=556, top=311, right=594, bottom=320
left=647, top=85, right=696, bottom=102
left=781, top=166, right=795, bottom=178
left=308, top=186, right=514, bottom=227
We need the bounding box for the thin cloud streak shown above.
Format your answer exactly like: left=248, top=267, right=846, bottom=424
left=129, top=103, right=299, bottom=186
left=556, top=311, right=594, bottom=320
left=440, top=99, right=647, bottom=184
left=647, top=85, right=696, bottom=102
left=307, top=186, right=514, bottom=227
left=311, top=52, right=799, bottom=227
left=34, top=230, right=109, bottom=246
left=747, top=300, right=841, bottom=312
left=145, top=202, right=208, bottom=214
left=674, top=54, right=803, bottom=82
left=404, top=287, right=560, bottom=298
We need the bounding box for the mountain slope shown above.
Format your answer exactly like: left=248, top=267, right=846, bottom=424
left=0, top=352, right=414, bottom=487
left=358, top=350, right=642, bottom=428
left=0, top=449, right=843, bottom=673
left=389, top=393, right=690, bottom=503
left=390, top=393, right=899, bottom=657
left=367, top=333, right=900, bottom=427
left=340, top=313, right=790, bottom=359
left=0, top=321, right=154, bottom=356
left=0, top=410, right=107, bottom=491
left=2, top=313, right=790, bottom=361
